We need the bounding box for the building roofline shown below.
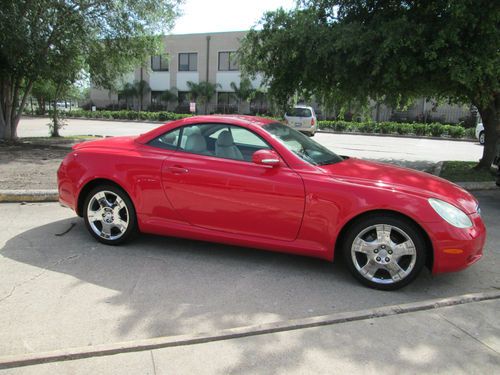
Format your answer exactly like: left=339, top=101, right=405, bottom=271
left=165, top=30, right=249, bottom=37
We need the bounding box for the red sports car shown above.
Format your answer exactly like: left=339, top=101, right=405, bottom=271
left=57, top=115, right=486, bottom=290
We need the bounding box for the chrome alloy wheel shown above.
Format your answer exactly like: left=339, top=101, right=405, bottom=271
left=86, top=190, right=129, bottom=241
left=351, top=224, right=417, bottom=285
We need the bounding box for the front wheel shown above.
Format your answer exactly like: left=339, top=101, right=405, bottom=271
left=342, top=214, right=427, bottom=290
left=83, top=185, right=137, bottom=245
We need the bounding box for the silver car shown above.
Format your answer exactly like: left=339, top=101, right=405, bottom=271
left=284, top=106, right=317, bottom=136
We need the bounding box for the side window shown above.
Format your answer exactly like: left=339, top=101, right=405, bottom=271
left=148, top=128, right=181, bottom=150
left=171, top=123, right=272, bottom=162
left=210, top=125, right=270, bottom=162
left=230, top=126, right=269, bottom=148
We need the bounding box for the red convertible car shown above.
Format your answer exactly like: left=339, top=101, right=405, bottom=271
left=57, top=115, right=486, bottom=290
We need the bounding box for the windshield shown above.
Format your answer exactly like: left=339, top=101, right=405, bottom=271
left=286, top=108, right=312, bottom=117
left=263, top=123, right=343, bottom=166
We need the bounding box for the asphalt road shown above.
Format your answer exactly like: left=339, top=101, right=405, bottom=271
left=0, top=190, right=498, bottom=357
left=17, top=117, right=484, bottom=164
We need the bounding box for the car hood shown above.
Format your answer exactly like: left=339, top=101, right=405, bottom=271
left=72, top=136, right=137, bottom=150
left=320, top=158, right=478, bottom=214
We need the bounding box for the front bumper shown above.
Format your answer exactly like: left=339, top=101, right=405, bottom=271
left=431, top=212, right=486, bottom=274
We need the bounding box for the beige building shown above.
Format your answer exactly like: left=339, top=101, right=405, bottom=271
left=90, top=31, right=267, bottom=114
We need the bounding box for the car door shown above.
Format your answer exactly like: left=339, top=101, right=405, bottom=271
left=161, top=123, right=305, bottom=242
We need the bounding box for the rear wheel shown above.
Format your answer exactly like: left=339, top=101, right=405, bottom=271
left=342, top=214, right=427, bottom=290
left=83, top=185, right=137, bottom=245
left=479, top=131, right=485, bottom=145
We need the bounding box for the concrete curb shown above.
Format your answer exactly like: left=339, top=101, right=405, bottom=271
left=0, top=190, right=58, bottom=203
left=456, top=181, right=498, bottom=190
left=1, top=290, right=499, bottom=370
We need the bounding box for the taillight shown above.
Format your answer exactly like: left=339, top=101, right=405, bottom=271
left=311, top=118, right=315, bottom=126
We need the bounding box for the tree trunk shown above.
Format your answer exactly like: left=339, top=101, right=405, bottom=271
left=476, top=95, right=500, bottom=169
left=51, top=103, right=60, bottom=137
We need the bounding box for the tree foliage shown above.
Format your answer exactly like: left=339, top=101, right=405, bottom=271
left=0, top=0, right=181, bottom=140
left=230, top=78, right=255, bottom=113
left=239, top=0, right=500, bottom=167
left=161, top=88, right=178, bottom=111
left=187, top=81, right=220, bottom=113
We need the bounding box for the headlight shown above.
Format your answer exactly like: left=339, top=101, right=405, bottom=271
left=428, top=198, right=473, bottom=228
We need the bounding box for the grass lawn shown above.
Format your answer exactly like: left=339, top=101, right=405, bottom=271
left=440, top=161, right=496, bottom=182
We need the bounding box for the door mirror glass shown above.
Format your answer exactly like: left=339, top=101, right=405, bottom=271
left=252, top=149, right=281, bottom=167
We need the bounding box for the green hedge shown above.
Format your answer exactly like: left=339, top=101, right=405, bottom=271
left=65, top=109, right=192, bottom=122
left=318, top=120, right=475, bottom=139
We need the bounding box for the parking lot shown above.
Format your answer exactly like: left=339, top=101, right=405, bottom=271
left=0, top=190, right=498, bottom=358
left=17, top=117, right=484, bottom=164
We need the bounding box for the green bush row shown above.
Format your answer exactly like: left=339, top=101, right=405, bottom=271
left=65, top=109, right=192, bottom=121
left=318, top=120, right=475, bottom=139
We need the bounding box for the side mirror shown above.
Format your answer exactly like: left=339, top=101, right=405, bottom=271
left=252, top=149, right=281, bottom=167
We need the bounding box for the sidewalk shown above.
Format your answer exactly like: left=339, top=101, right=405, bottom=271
left=2, top=297, right=499, bottom=374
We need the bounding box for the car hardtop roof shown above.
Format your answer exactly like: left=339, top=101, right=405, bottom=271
left=135, top=115, right=278, bottom=144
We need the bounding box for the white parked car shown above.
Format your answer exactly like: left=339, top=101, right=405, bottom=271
left=475, top=122, right=485, bottom=145
left=285, top=106, right=317, bottom=136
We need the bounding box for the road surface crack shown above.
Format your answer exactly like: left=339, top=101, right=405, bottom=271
left=0, top=253, right=81, bottom=303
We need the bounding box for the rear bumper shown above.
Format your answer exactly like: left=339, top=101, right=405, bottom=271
left=57, top=161, right=77, bottom=212
left=431, top=213, right=486, bottom=274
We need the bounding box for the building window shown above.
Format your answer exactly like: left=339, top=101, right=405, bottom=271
left=218, top=51, right=239, bottom=71
left=179, top=53, right=197, bottom=72
left=151, top=55, right=169, bottom=71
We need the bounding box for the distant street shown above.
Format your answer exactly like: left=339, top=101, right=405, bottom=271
left=18, top=117, right=484, bottom=164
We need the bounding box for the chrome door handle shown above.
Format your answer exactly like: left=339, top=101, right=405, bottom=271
left=168, top=166, right=189, bottom=174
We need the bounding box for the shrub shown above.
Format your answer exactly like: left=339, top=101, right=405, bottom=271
left=65, top=109, right=192, bottom=122
left=447, top=125, right=465, bottom=138
left=429, top=123, right=444, bottom=137
left=413, top=124, right=428, bottom=136
left=316, top=120, right=474, bottom=139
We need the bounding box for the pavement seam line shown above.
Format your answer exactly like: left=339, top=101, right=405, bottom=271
left=150, top=351, right=158, bottom=375
left=1, top=290, right=499, bottom=370
left=438, top=312, right=500, bottom=356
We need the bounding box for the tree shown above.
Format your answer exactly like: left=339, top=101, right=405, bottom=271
left=118, top=83, right=137, bottom=110
left=239, top=1, right=500, bottom=168
left=31, top=80, right=57, bottom=115
left=161, top=88, right=178, bottom=111
left=186, top=81, right=220, bottom=114
left=133, top=80, right=151, bottom=111
left=0, top=0, right=181, bottom=141
left=230, top=78, right=255, bottom=114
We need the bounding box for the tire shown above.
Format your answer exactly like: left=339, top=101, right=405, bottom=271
left=342, top=214, right=427, bottom=291
left=83, top=184, right=137, bottom=245
left=479, top=131, right=485, bottom=145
